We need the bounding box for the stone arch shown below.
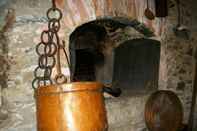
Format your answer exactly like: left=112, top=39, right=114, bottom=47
left=68, top=17, right=159, bottom=84
left=70, top=17, right=155, bottom=38
left=56, top=0, right=165, bottom=36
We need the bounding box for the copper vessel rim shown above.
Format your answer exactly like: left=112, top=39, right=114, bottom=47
left=36, top=82, right=103, bottom=94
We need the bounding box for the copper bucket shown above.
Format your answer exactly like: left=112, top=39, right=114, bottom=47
left=36, top=82, right=108, bottom=131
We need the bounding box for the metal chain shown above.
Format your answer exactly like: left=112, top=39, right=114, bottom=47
left=32, top=0, right=69, bottom=90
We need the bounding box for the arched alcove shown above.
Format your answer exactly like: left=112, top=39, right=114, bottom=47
left=69, top=18, right=160, bottom=94
left=69, top=23, right=107, bottom=81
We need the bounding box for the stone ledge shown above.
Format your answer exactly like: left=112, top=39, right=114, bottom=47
left=105, top=93, right=149, bottom=128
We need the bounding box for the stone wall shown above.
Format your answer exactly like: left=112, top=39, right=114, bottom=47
left=0, top=0, right=49, bottom=130
left=159, top=0, right=196, bottom=124
left=0, top=0, right=196, bottom=131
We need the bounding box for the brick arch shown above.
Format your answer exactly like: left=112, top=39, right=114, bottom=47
left=56, top=0, right=166, bottom=36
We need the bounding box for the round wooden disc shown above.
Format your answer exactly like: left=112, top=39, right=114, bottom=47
left=145, top=90, right=183, bottom=131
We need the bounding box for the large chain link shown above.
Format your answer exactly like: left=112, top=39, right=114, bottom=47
left=32, top=0, right=70, bottom=90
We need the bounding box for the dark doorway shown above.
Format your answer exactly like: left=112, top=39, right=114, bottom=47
left=69, top=23, right=107, bottom=82
left=74, top=49, right=96, bottom=81
left=113, top=39, right=160, bottom=92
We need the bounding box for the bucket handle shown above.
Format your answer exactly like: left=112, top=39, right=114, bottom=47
left=103, top=87, right=121, bottom=97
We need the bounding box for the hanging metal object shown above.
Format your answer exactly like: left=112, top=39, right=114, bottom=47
left=32, top=0, right=70, bottom=90
left=36, top=82, right=109, bottom=131
left=173, top=0, right=190, bottom=40
left=32, top=0, right=121, bottom=96
left=144, top=0, right=155, bottom=20
left=32, top=1, right=121, bottom=130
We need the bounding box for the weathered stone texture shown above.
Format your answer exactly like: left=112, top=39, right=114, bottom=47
left=157, top=0, right=196, bottom=123
left=0, top=22, right=46, bottom=130
left=0, top=0, right=197, bottom=130
left=57, top=0, right=165, bottom=36
left=0, top=1, right=50, bottom=130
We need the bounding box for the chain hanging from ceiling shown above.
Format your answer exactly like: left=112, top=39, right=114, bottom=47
left=32, top=0, right=70, bottom=90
